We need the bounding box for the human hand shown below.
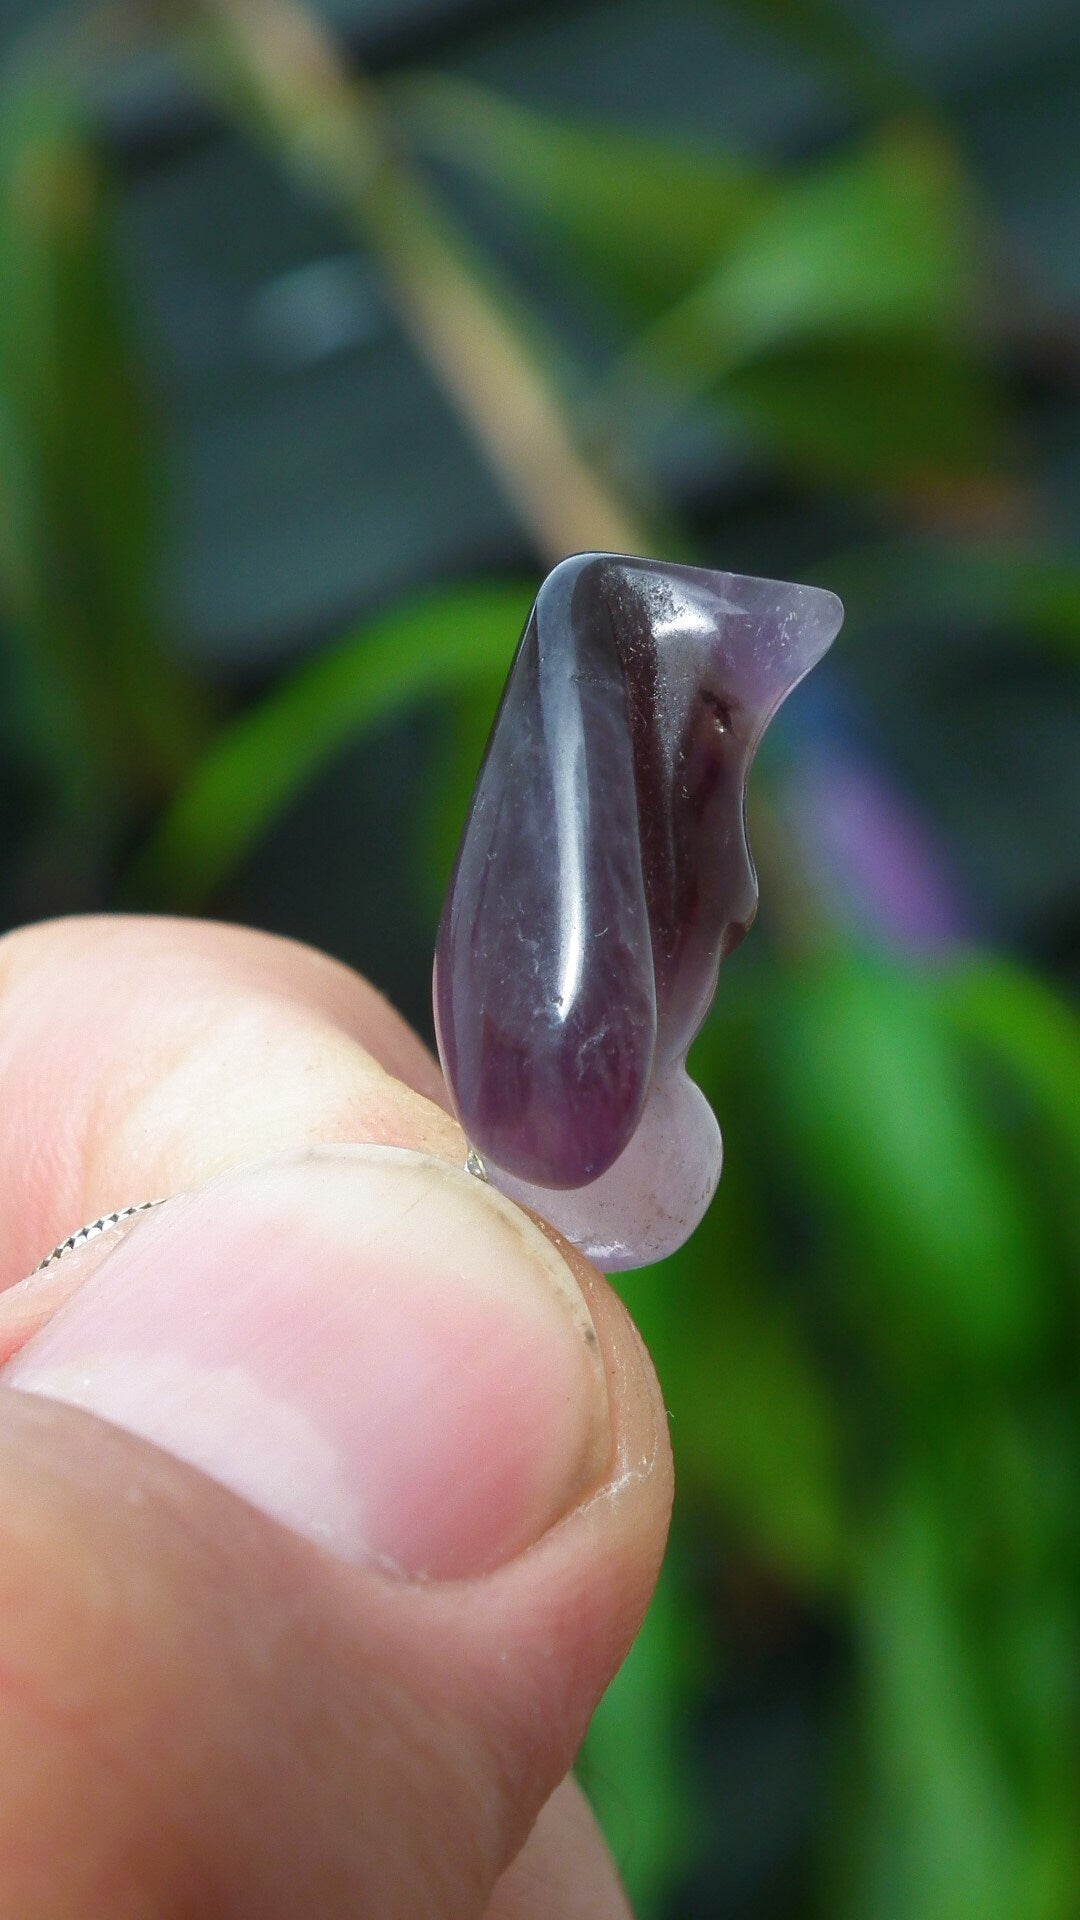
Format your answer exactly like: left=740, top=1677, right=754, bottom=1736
left=0, top=917, right=671, bottom=1918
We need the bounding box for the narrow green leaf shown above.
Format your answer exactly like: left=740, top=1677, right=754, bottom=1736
left=977, top=1413, right=1080, bottom=1917
left=395, top=74, right=768, bottom=320
left=933, top=957, right=1080, bottom=1169
left=0, top=68, right=207, bottom=804
left=129, top=582, right=532, bottom=909
left=712, top=0, right=921, bottom=113
left=724, top=338, right=1004, bottom=487
left=620, top=1003, right=847, bottom=1590
left=932, top=955, right=1080, bottom=1277
left=610, top=126, right=1005, bottom=489
left=413, top=678, right=504, bottom=917
left=644, top=126, right=982, bottom=376
left=580, top=1565, right=696, bottom=1917
left=824, top=539, right=1080, bottom=662
left=847, top=1481, right=1025, bottom=1920
left=773, top=948, right=1045, bottom=1365
left=680, top=1247, right=846, bottom=1585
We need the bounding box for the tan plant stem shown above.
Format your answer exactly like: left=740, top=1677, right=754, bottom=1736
left=185, top=0, right=652, bottom=564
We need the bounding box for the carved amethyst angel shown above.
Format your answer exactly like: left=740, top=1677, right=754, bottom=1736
left=434, top=554, right=843, bottom=1269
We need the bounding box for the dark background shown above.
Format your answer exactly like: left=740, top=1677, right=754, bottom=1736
left=0, top=1, right=1078, bottom=1914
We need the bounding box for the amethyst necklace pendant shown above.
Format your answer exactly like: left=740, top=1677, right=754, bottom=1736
left=434, top=554, right=843, bottom=1269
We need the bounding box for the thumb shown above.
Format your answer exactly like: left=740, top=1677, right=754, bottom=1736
left=0, top=1146, right=671, bottom=1918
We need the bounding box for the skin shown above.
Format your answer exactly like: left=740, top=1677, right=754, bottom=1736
left=0, top=917, right=673, bottom=1918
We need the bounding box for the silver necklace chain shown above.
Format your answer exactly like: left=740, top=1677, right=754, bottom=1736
left=34, top=1199, right=165, bottom=1274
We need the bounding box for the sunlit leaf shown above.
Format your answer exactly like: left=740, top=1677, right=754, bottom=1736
left=129, top=581, right=532, bottom=908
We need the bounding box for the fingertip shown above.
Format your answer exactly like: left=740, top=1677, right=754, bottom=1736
left=486, top=1777, right=633, bottom=1920
left=0, top=916, right=464, bottom=1285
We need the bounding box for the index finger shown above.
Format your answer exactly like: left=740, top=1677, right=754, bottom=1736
left=0, top=914, right=462, bottom=1287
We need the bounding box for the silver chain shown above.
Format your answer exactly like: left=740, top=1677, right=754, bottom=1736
left=34, top=1199, right=165, bottom=1274
left=36, top=1149, right=487, bottom=1273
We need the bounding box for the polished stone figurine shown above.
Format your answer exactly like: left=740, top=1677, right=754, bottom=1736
left=434, top=553, right=843, bottom=1268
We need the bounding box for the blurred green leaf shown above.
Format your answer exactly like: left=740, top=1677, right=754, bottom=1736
left=933, top=955, right=1080, bottom=1278
left=836, top=1412, right=1080, bottom=1920
left=846, top=1480, right=1024, bottom=1920
left=395, top=81, right=1005, bottom=493
left=619, top=125, right=1005, bottom=490
left=615, top=986, right=848, bottom=1589
left=581, top=1564, right=697, bottom=1918
left=713, top=0, right=921, bottom=113
left=933, top=956, right=1080, bottom=1172
left=678, top=1249, right=846, bottom=1587
left=641, top=126, right=982, bottom=375
left=724, top=337, right=1003, bottom=487
left=772, top=948, right=1045, bottom=1367
left=414, top=677, right=503, bottom=917
left=0, top=69, right=207, bottom=807
left=978, top=1412, right=1080, bottom=1916
left=395, top=73, right=768, bottom=320
left=129, top=581, right=532, bottom=908
left=825, top=540, right=1080, bottom=661
left=630, top=1089, right=847, bottom=1589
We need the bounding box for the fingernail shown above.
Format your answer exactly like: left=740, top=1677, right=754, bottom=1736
left=0, top=1207, right=160, bottom=1365
left=3, top=1147, right=610, bottom=1577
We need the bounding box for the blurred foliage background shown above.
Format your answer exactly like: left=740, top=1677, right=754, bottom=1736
left=1, top=0, right=1078, bottom=1913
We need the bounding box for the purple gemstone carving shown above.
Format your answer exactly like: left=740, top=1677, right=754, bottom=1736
left=434, top=554, right=843, bottom=1268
